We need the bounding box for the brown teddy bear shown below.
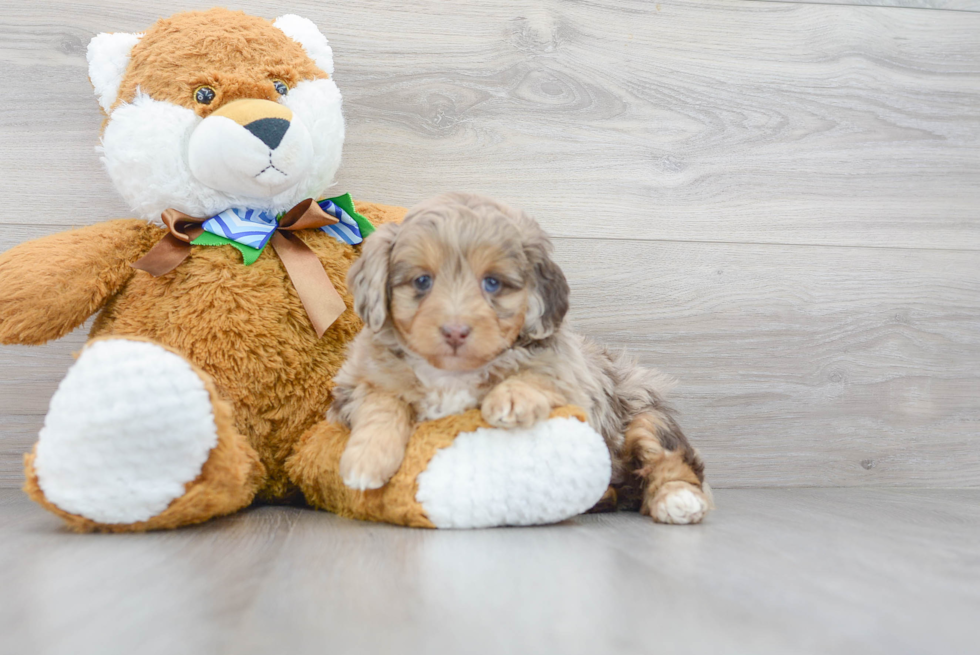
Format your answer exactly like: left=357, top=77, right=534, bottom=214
left=0, top=9, right=611, bottom=532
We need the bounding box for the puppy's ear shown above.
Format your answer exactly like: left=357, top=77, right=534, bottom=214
left=348, top=222, right=400, bottom=332
left=521, top=222, right=570, bottom=340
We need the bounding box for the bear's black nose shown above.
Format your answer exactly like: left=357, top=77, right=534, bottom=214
left=243, top=117, right=290, bottom=150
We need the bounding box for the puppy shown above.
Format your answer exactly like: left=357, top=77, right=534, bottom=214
left=329, top=193, right=711, bottom=524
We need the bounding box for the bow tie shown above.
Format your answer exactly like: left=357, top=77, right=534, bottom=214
left=199, top=195, right=369, bottom=258
left=131, top=195, right=375, bottom=337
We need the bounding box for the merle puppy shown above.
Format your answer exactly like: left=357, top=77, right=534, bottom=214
left=330, top=193, right=711, bottom=524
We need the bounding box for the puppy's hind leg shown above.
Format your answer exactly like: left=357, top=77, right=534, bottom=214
left=624, top=411, right=712, bottom=524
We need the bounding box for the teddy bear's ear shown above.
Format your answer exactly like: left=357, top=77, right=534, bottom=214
left=87, top=32, right=142, bottom=113
left=273, top=15, right=334, bottom=76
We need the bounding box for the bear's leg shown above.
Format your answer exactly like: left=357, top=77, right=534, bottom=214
left=23, top=337, right=265, bottom=532
left=287, top=407, right=612, bottom=529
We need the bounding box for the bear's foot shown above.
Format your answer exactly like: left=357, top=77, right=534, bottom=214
left=25, top=337, right=263, bottom=532
left=289, top=407, right=612, bottom=529
left=415, top=413, right=612, bottom=528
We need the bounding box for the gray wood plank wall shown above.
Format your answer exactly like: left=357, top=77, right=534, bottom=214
left=1, top=0, right=978, bottom=488
left=762, top=0, right=980, bottom=10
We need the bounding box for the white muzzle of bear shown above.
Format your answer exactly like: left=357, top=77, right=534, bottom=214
left=188, top=98, right=313, bottom=198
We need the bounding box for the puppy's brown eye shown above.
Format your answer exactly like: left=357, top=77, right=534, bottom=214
left=195, top=86, right=216, bottom=105
left=482, top=276, right=501, bottom=294
left=413, top=275, right=432, bottom=292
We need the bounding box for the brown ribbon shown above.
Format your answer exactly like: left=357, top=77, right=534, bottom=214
left=131, top=199, right=347, bottom=338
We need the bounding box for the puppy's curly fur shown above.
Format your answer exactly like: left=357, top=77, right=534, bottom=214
left=330, top=193, right=711, bottom=524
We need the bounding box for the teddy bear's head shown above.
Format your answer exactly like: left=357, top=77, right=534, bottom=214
left=88, top=9, right=344, bottom=222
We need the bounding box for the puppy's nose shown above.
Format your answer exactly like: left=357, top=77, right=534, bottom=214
left=244, top=117, right=290, bottom=150
left=440, top=324, right=471, bottom=348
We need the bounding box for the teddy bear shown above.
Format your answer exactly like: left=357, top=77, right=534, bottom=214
left=0, top=8, right=611, bottom=531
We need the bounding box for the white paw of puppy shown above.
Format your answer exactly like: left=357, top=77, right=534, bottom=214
left=339, top=437, right=403, bottom=491
left=481, top=381, right=551, bottom=429
left=648, top=481, right=710, bottom=525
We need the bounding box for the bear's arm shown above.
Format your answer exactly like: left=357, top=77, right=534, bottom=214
left=354, top=201, right=407, bottom=227
left=0, top=219, right=153, bottom=345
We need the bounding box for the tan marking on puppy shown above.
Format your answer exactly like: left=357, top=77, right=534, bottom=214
left=332, top=193, right=710, bottom=517
left=388, top=232, right=527, bottom=372
left=642, top=450, right=703, bottom=491
left=625, top=412, right=708, bottom=524
left=114, top=8, right=324, bottom=116
left=393, top=275, right=512, bottom=372
left=339, top=391, right=413, bottom=491
left=624, top=413, right=668, bottom=462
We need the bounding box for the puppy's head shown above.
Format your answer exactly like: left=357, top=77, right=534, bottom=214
left=349, top=193, right=569, bottom=371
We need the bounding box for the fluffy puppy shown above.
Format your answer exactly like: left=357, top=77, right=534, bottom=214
left=330, top=193, right=711, bottom=524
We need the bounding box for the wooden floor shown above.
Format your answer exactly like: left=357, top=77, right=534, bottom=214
left=0, top=487, right=977, bottom=655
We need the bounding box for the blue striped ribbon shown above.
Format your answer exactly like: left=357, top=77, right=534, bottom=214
left=316, top=198, right=364, bottom=245
left=201, top=208, right=278, bottom=250
left=199, top=200, right=364, bottom=251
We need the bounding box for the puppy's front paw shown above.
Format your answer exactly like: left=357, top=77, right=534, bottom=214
left=644, top=481, right=709, bottom=525
left=340, top=432, right=406, bottom=491
left=481, top=381, right=551, bottom=429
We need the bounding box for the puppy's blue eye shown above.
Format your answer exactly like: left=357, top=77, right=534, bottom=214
left=482, top=276, right=501, bottom=293
left=273, top=80, right=289, bottom=96
left=413, top=275, right=432, bottom=292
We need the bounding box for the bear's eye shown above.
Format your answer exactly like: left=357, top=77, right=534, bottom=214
left=195, top=86, right=216, bottom=105
left=273, top=80, right=289, bottom=96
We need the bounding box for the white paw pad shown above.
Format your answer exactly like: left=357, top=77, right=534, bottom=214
left=655, top=486, right=708, bottom=525
left=415, top=416, right=611, bottom=529
left=33, top=339, right=219, bottom=524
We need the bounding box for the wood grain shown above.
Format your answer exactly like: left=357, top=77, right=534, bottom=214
left=0, top=0, right=978, bottom=490
left=0, top=416, right=41, bottom=488
left=758, top=0, right=980, bottom=12
left=0, top=489, right=299, bottom=655
left=555, top=237, right=980, bottom=487
left=1, top=488, right=978, bottom=655
left=1, top=224, right=976, bottom=488
left=0, top=0, right=978, bottom=249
